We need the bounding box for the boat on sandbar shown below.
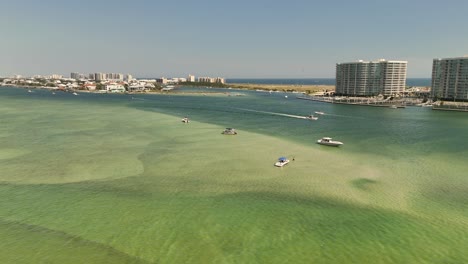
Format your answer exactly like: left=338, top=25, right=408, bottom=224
left=275, top=157, right=290, bottom=167
left=317, top=137, right=343, bottom=147
left=222, top=128, right=237, bottom=135
left=181, top=117, right=189, bottom=123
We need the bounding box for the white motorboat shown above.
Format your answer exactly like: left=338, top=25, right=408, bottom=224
left=389, top=105, right=397, bottom=109
left=274, top=157, right=290, bottom=167
left=317, top=137, right=343, bottom=147
left=73, top=92, right=78, bottom=95
left=306, top=115, right=318, bottom=120
left=314, top=111, right=325, bottom=115
left=222, top=128, right=237, bottom=135
left=181, top=117, right=189, bottom=123
left=28, top=89, right=33, bottom=93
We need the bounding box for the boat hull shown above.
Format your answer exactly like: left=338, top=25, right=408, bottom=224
left=274, top=160, right=290, bottom=167
left=316, top=140, right=343, bottom=147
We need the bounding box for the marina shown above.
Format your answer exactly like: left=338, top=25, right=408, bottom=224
left=297, top=95, right=410, bottom=108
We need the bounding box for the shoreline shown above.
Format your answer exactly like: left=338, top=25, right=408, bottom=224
left=2, top=83, right=333, bottom=95
left=227, top=83, right=335, bottom=94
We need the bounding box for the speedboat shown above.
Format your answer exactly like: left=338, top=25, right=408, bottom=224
left=181, top=117, right=189, bottom=123
left=73, top=92, right=78, bottom=95
left=222, top=128, right=237, bottom=135
left=306, top=115, right=318, bottom=120
left=275, top=157, right=290, bottom=167
left=314, top=111, right=325, bottom=115
left=317, top=137, right=343, bottom=147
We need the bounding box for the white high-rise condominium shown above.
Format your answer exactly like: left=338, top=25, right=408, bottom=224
left=94, top=73, right=106, bottom=81
left=431, top=57, right=468, bottom=100
left=336, top=59, right=407, bottom=96
left=71, top=72, right=80, bottom=79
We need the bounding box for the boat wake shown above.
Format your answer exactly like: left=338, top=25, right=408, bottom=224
left=317, top=113, right=366, bottom=119
left=233, top=108, right=311, bottom=120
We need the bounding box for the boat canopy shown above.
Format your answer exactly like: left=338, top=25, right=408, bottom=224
left=278, top=157, right=287, bottom=162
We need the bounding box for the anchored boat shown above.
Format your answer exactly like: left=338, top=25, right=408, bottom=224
left=317, top=137, right=343, bottom=147
left=274, top=157, right=290, bottom=167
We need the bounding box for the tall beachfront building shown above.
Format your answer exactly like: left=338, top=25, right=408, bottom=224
left=336, top=59, right=407, bottom=96
left=431, top=57, right=468, bottom=100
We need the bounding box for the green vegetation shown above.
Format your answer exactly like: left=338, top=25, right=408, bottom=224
left=179, top=81, right=228, bottom=88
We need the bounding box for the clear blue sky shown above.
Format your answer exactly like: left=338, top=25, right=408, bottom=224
left=1, top=0, right=467, bottom=78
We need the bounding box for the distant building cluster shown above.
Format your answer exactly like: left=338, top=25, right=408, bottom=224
left=197, top=76, right=225, bottom=84
left=335, top=59, right=407, bottom=96
left=71, top=72, right=132, bottom=82
left=0, top=72, right=227, bottom=94
left=3, top=57, right=468, bottom=102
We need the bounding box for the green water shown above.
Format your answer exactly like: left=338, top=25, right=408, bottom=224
left=0, top=87, right=467, bottom=263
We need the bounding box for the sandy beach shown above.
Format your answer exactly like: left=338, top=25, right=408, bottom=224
left=227, top=83, right=335, bottom=93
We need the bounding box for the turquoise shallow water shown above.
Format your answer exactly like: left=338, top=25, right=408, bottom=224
left=0, top=86, right=467, bottom=263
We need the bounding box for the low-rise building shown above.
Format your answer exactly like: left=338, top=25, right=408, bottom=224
left=105, top=84, right=126, bottom=93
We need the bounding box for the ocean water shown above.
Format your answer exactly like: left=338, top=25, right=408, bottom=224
left=0, top=86, right=466, bottom=263
left=227, top=78, right=432, bottom=87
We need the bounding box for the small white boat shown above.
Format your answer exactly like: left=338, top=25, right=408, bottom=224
left=73, top=92, right=78, bottom=95
left=317, top=137, right=343, bottom=147
left=274, top=157, right=290, bottom=167
left=314, top=111, right=325, bottom=115
left=181, top=117, right=189, bottom=123
left=222, top=128, right=237, bottom=135
left=28, top=90, right=33, bottom=93
left=389, top=105, right=397, bottom=109
left=306, top=115, right=318, bottom=120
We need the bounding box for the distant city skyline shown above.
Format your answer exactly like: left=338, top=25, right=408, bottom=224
left=1, top=0, right=467, bottom=78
